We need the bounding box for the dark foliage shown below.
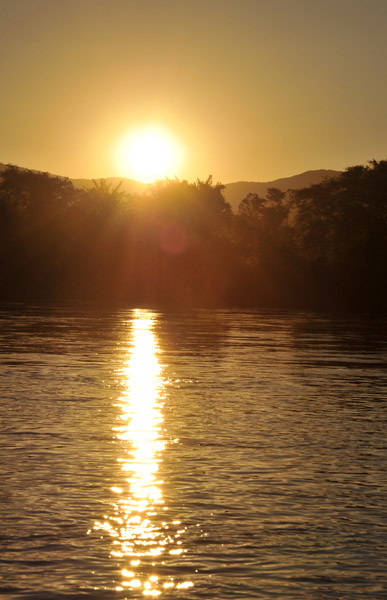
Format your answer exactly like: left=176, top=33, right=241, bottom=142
left=289, top=160, right=387, bottom=307
left=1, top=161, right=386, bottom=309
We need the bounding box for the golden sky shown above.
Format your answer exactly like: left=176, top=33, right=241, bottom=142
left=1, top=0, right=387, bottom=183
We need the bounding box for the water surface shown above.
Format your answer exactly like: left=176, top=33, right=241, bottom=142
left=1, top=306, right=387, bottom=599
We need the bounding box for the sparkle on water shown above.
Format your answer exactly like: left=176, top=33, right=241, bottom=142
left=93, top=309, right=192, bottom=596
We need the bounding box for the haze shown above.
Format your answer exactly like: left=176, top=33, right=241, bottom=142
left=1, top=0, right=387, bottom=182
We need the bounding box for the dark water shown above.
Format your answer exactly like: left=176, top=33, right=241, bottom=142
left=1, top=305, right=387, bottom=599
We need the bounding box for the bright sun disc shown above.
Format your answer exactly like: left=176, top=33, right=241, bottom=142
left=116, top=127, right=183, bottom=183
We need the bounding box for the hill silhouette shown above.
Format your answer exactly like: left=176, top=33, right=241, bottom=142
left=0, top=163, right=339, bottom=211
left=223, top=169, right=339, bottom=211
left=71, top=176, right=148, bottom=195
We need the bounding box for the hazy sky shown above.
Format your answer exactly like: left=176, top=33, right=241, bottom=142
left=1, top=0, right=387, bottom=183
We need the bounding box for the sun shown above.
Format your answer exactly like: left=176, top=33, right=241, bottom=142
left=115, top=126, right=183, bottom=183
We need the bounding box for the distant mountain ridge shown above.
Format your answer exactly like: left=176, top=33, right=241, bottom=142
left=70, top=176, right=148, bottom=195
left=0, top=163, right=340, bottom=211
left=223, top=169, right=340, bottom=210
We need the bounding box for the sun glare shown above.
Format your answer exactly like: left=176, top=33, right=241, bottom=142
left=116, top=127, right=183, bottom=183
left=92, top=310, right=193, bottom=595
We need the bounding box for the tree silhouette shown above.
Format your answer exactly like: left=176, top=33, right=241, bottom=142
left=291, top=160, right=387, bottom=304
left=1, top=160, right=387, bottom=307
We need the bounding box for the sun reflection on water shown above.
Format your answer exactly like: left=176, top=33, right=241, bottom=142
left=93, top=309, right=192, bottom=595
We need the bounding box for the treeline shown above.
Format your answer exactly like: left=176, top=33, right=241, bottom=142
left=1, top=160, right=387, bottom=308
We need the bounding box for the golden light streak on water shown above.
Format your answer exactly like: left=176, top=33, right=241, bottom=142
left=93, top=309, right=192, bottom=595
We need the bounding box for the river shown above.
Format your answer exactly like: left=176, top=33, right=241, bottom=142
left=1, top=305, right=387, bottom=599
